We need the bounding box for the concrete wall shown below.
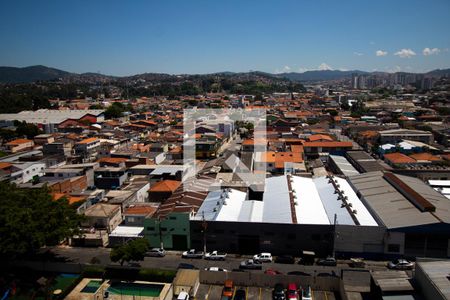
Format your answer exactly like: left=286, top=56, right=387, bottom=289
left=190, top=221, right=334, bottom=256
left=414, top=262, right=446, bottom=300
left=199, top=270, right=341, bottom=291
left=334, top=225, right=386, bottom=258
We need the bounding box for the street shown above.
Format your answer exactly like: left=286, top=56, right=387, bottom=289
left=49, top=246, right=396, bottom=275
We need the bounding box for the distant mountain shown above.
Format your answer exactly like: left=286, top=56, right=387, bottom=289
left=276, top=70, right=368, bottom=82
left=0, top=65, right=449, bottom=84
left=425, top=68, right=450, bottom=77
left=0, top=65, right=71, bottom=83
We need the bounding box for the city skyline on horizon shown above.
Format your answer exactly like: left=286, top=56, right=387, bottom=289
left=1, top=0, right=449, bottom=76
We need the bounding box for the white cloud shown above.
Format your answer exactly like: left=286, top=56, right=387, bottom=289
left=376, top=50, right=388, bottom=56
left=298, top=67, right=309, bottom=72
left=274, top=65, right=291, bottom=74
left=386, top=65, right=402, bottom=73
left=353, top=52, right=363, bottom=56
left=318, top=63, right=332, bottom=71
left=394, top=48, right=416, bottom=58
left=423, top=47, right=440, bottom=56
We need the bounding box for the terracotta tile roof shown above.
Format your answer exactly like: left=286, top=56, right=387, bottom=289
left=124, top=206, right=157, bottom=216
left=409, top=153, right=442, bottom=162
left=308, top=134, right=334, bottom=142
left=303, top=141, right=353, bottom=148
left=263, top=151, right=303, bottom=163
left=384, top=152, right=417, bottom=164
left=52, top=193, right=87, bottom=205
left=290, top=145, right=304, bottom=153
left=98, top=157, right=128, bottom=164
left=6, top=138, right=33, bottom=145
left=76, top=137, right=99, bottom=144
left=0, top=162, right=12, bottom=169
left=242, top=138, right=266, bottom=146
left=149, top=180, right=181, bottom=192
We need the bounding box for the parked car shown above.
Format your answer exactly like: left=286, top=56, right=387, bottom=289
left=298, top=251, right=315, bottom=265
left=239, top=259, right=263, bottom=270
left=287, top=283, right=299, bottom=300
left=222, top=280, right=234, bottom=298
left=301, top=286, right=312, bottom=300
left=253, top=252, right=273, bottom=262
left=145, top=248, right=166, bottom=257
left=317, top=271, right=338, bottom=278
left=177, top=263, right=197, bottom=269
left=275, top=255, right=295, bottom=264
left=265, top=268, right=283, bottom=275
left=182, top=249, right=204, bottom=259
left=177, top=291, right=190, bottom=300
left=317, top=256, right=337, bottom=266
left=387, top=259, right=415, bottom=270
left=204, top=250, right=227, bottom=260
left=205, top=267, right=228, bottom=272
left=287, top=271, right=311, bottom=276
left=272, top=283, right=286, bottom=300
left=233, top=288, right=246, bottom=300
left=349, top=258, right=366, bottom=268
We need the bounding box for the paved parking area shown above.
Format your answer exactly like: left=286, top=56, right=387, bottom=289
left=313, top=290, right=336, bottom=300
left=194, top=284, right=336, bottom=300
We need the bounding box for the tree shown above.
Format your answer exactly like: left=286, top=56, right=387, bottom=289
left=328, top=110, right=338, bottom=117
left=14, top=121, right=41, bottom=139
left=110, top=238, right=150, bottom=266
left=0, top=182, right=83, bottom=260
left=104, top=102, right=129, bottom=119
left=340, top=99, right=350, bottom=110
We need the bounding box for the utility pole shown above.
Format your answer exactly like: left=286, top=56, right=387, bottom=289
left=158, top=216, right=164, bottom=249
left=332, top=213, right=337, bottom=258
left=202, top=211, right=207, bottom=254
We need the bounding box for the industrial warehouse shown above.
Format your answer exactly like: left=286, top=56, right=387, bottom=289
left=186, top=172, right=450, bottom=258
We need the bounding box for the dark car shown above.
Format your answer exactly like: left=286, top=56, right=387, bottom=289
left=239, top=259, right=263, bottom=270
left=275, top=255, right=296, bottom=264
left=317, top=257, right=337, bottom=266
left=178, top=263, right=197, bottom=269
left=287, top=271, right=311, bottom=276
left=233, top=288, right=246, bottom=300
left=272, top=283, right=286, bottom=300
left=317, top=271, right=339, bottom=278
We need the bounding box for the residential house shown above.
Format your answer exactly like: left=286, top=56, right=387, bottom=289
left=148, top=180, right=181, bottom=202
left=94, top=167, right=128, bottom=190
left=5, top=139, right=34, bottom=153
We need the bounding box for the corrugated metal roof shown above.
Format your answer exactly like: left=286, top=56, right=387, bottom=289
left=292, top=176, right=330, bottom=225
left=262, top=176, right=292, bottom=224
left=348, top=172, right=441, bottom=229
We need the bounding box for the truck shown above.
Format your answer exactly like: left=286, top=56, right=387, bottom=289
left=204, top=250, right=227, bottom=260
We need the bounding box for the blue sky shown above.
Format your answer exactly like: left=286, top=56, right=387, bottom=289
left=1, top=0, right=449, bottom=75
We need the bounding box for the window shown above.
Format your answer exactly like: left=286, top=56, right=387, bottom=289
left=127, top=217, right=135, bottom=223
left=311, top=234, right=320, bottom=241
left=169, top=216, right=176, bottom=220
left=287, top=233, right=296, bottom=240
left=214, top=229, right=225, bottom=234
left=264, top=231, right=275, bottom=236
left=388, top=244, right=400, bottom=253
left=160, top=227, right=167, bottom=231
